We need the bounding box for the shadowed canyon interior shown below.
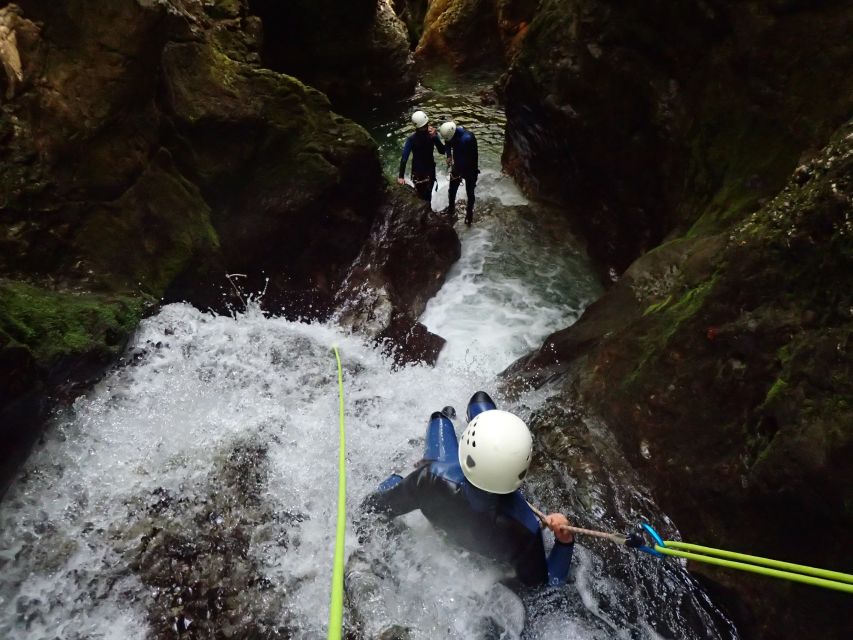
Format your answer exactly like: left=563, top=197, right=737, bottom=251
left=0, top=1, right=851, bottom=639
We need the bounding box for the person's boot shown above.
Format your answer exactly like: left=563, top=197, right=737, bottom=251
left=444, top=204, right=457, bottom=222
left=465, top=209, right=473, bottom=226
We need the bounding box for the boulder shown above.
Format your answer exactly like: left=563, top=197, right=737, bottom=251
left=0, top=0, right=430, bottom=495
left=336, top=186, right=460, bottom=365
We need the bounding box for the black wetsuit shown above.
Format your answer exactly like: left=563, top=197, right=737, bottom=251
left=399, top=129, right=446, bottom=202
left=445, top=125, right=479, bottom=222
left=363, top=393, right=573, bottom=587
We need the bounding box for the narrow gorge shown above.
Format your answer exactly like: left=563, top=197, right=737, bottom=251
left=1, top=1, right=850, bottom=639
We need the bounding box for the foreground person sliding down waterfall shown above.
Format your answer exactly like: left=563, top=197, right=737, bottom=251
left=347, top=392, right=575, bottom=637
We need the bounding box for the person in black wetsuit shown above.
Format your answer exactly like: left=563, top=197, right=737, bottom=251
left=398, top=110, right=446, bottom=206
left=362, top=391, right=575, bottom=588
left=439, top=120, right=479, bottom=225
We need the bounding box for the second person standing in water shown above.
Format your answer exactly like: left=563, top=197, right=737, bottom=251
left=440, top=120, right=479, bottom=226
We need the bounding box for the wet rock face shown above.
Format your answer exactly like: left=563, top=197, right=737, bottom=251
left=157, top=35, right=384, bottom=314
left=501, top=0, right=853, bottom=274
left=391, top=0, right=429, bottom=49
left=248, top=0, right=415, bottom=116
left=507, top=119, right=853, bottom=640
left=336, top=187, right=460, bottom=366
left=416, top=0, right=537, bottom=68
left=124, top=438, right=298, bottom=639
left=1, top=0, right=449, bottom=493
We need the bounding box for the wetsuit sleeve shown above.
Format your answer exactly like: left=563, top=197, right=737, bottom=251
left=433, top=136, right=446, bottom=154
left=362, top=465, right=431, bottom=518
left=546, top=541, right=574, bottom=586
left=398, top=135, right=414, bottom=179
left=473, top=137, right=479, bottom=173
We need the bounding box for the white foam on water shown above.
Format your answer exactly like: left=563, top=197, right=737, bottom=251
left=420, top=205, right=602, bottom=375
left=0, top=303, right=736, bottom=640
left=1, top=73, right=737, bottom=640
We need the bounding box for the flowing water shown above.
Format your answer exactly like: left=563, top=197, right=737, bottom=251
left=368, top=69, right=602, bottom=374
left=0, top=72, right=738, bottom=639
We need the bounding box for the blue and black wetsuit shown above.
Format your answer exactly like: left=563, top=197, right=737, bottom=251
left=445, top=126, right=479, bottom=223
left=399, top=129, right=446, bottom=203
left=364, top=392, right=574, bottom=587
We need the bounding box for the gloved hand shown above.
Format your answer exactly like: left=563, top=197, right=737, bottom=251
left=545, top=513, right=575, bottom=544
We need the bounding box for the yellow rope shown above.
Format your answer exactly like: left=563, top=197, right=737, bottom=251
left=327, top=346, right=346, bottom=639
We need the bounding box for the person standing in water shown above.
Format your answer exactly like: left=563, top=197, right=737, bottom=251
left=439, top=120, right=479, bottom=226
left=361, top=391, right=575, bottom=588
left=398, top=110, right=446, bottom=207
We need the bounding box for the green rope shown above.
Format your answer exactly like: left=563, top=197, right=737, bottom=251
left=327, top=346, right=346, bottom=640
left=663, top=540, right=853, bottom=585
left=655, top=544, right=853, bottom=594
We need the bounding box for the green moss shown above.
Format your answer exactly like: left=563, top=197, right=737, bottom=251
left=764, top=378, right=789, bottom=405
left=206, top=0, right=242, bottom=19
left=624, top=278, right=717, bottom=389
left=75, top=162, right=219, bottom=294
left=644, top=294, right=673, bottom=315
left=0, top=280, right=150, bottom=366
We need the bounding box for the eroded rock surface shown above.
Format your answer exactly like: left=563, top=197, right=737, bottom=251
left=248, top=0, right=416, bottom=116
left=507, top=119, right=853, bottom=640
left=501, top=0, right=853, bottom=274
left=336, top=188, right=460, bottom=366
left=0, top=0, right=454, bottom=495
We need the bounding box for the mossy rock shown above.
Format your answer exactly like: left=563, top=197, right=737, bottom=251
left=73, top=155, right=220, bottom=295
left=501, top=0, right=853, bottom=272
left=160, top=38, right=383, bottom=286
left=249, top=0, right=415, bottom=115
left=0, top=280, right=150, bottom=368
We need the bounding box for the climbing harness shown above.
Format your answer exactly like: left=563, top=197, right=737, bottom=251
left=327, top=346, right=347, bottom=640
left=528, top=501, right=853, bottom=595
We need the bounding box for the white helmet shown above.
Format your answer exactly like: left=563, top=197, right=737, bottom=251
left=411, top=110, right=429, bottom=128
left=458, top=410, right=533, bottom=494
left=439, top=121, right=457, bottom=141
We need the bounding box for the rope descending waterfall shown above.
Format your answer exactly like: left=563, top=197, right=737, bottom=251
left=327, top=346, right=347, bottom=640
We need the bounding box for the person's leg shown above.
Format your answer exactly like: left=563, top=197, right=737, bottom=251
left=464, top=171, right=478, bottom=225
left=413, top=174, right=432, bottom=201
left=466, top=391, right=496, bottom=422
left=423, top=410, right=458, bottom=463
left=447, top=172, right=462, bottom=217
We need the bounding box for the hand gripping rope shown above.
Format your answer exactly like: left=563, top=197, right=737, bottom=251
left=526, top=503, right=852, bottom=594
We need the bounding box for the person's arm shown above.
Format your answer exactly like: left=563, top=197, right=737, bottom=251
left=543, top=513, right=574, bottom=586
left=433, top=134, right=446, bottom=155
left=473, top=136, right=479, bottom=173
left=546, top=540, right=574, bottom=586
left=362, top=464, right=431, bottom=518
left=398, top=136, right=413, bottom=183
